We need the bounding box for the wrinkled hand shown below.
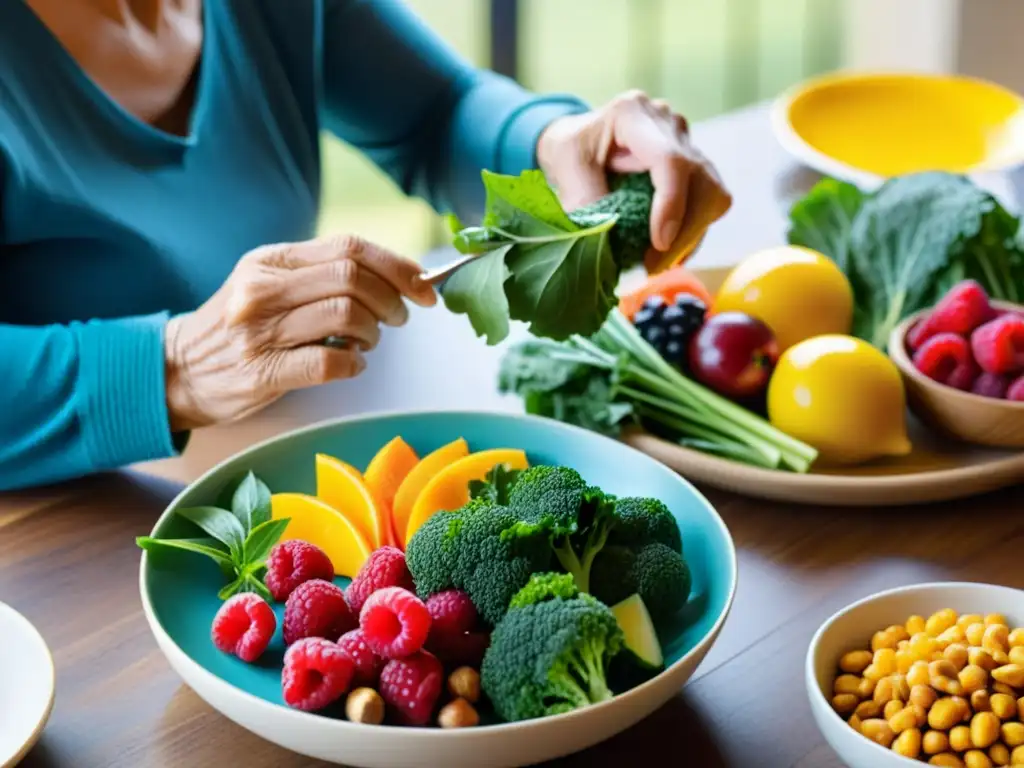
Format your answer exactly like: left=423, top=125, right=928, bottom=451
left=536, top=89, right=732, bottom=268
left=164, top=235, right=436, bottom=432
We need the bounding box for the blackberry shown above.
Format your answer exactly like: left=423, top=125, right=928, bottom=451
left=632, top=293, right=707, bottom=367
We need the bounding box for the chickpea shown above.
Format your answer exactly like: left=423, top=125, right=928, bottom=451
left=447, top=667, right=481, bottom=704
left=1009, top=744, right=1024, bottom=764
left=973, top=712, right=1002, bottom=750
left=885, top=699, right=905, bottom=720
left=832, top=693, right=859, bottom=714
left=962, top=665, right=992, bottom=695
left=992, top=664, right=1024, bottom=688
left=862, top=718, right=896, bottom=747
left=907, top=614, right=927, bottom=635
left=947, top=644, right=972, bottom=671
left=990, top=743, right=1011, bottom=767
left=899, top=640, right=911, bottom=652
left=897, top=650, right=918, bottom=675
left=924, top=730, right=951, bottom=755
left=913, top=684, right=939, bottom=710
left=968, top=623, right=990, bottom=647
left=932, top=658, right=966, bottom=695
left=858, top=677, right=877, bottom=698
left=834, top=674, right=862, bottom=696
left=888, top=624, right=911, bottom=642
left=1007, top=628, right=1024, bottom=649
left=894, top=727, right=923, bottom=759
left=1008, top=647, right=1024, bottom=667
left=913, top=633, right=940, bottom=658
left=992, top=682, right=1017, bottom=697
left=910, top=661, right=934, bottom=687
left=951, top=725, right=975, bottom=752
left=438, top=698, right=479, bottom=728
left=939, top=626, right=969, bottom=650
left=973, top=691, right=993, bottom=713
left=890, top=704, right=919, bottom=733
left=840, top=649, right=874, bottom=674
left=928, top=609, right=959, bottom=637
left=953, top=696, right=973, bottom=722
left=985, top=625, right=1012, bottom=656
left=849, top=713, right=863, bottom=732
left=1002, top=723, right=1024, bottom=749
left=892, top=674, right=912, bottom=701
left=986, top=614, right=1010, bottom=628
left=875, top=677, right=898, bottom=705
left=874, top=629, right=900, bottom=652
left=856, top=700, right=883, bottom=719
left=965, top=750, right=994, bottom=768
left=931, top=698, right=966, bottom=730
left=989, top=743, right=1010, bottom=767
left=972, top=648, right=1001, bottom=672
left=875, top=648, right=898, bottom=675
left=344, top=688, right=385, bottom=725
left=929, top=754, right=966, bottom=767
left=1018, top=695, right=1024, bottom=722
left=991, top=693, right=1018, bottom=720
left=914, top=703, right=930, bottom=727
left=960, top=615, right=986, bottom=631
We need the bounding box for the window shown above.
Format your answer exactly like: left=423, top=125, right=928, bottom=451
left=316, top=0, right=844, bottom=255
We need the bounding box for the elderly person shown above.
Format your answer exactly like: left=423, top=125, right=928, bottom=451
left=0, top=0, right=729, bottom=490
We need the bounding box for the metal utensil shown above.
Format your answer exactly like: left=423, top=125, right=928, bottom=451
left=322, top=251, right=481, bottom=349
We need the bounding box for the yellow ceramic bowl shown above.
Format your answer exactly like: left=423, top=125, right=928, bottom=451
left=772, top=71, right=1024, bottom=187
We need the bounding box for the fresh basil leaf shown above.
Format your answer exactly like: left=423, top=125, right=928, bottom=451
left=136, top=536, right=234, bottom=568
left=441, top=246, right=513, bottom=344
left=174, top=506, right=246, bottom=560
left=243, top=518, right=290, bottom=566
left=231, top=471, right=272, bottom=532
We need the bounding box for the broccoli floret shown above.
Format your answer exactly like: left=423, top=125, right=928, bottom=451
left=508, top=572, right=579, bottom=610
left=568, top=173, right=654, bottom=270
left=506, top=466, right=617, bottom=593
left=481, top=591, right=624, bottom=721
left=608, top=497, right=682, bottom=554
left=406, top=498, right=552, bottom=626
left=590, top=543, right=691, bottom=624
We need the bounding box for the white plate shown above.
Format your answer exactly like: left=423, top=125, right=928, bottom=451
left=0, top=602, right=55, bottom=768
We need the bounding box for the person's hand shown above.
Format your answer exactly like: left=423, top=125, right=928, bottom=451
left=536, top=89, right=732, bottom=270
left=163, top=235, right=436, bottom=432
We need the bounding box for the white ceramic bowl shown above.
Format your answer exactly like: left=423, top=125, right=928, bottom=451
left=806, top=582, right=1024, bottom=768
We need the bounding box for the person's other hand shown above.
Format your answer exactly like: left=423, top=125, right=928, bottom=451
left=536, top=90, right=732, bottom=270
left=164, top=235, right=436, bottom=432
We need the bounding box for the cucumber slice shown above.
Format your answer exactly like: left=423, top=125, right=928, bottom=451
left=610, top=594, right=664, bottom=669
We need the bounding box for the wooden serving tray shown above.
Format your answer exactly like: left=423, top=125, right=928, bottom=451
left=622, top=268, right=1024, bottom=506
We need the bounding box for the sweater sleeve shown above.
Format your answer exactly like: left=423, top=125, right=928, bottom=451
left=0, top=314, right=181, bottom=491
left=318, top=0, right=590, bottom=221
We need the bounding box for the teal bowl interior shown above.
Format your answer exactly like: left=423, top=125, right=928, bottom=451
left=143, top=411, right=736, bottom=724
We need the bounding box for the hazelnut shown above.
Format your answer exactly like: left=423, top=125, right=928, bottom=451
left=447, top=666, right=481, bottom=704
left=438, top=698, right=479, bottom=728
left=345, top=687, right=385, bottom=725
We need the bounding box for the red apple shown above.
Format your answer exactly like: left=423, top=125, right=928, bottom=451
left=688, top=312, right=779, bottom=399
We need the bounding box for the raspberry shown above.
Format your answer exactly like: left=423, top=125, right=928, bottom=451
left=337, top=629, right=385, bottom=687
left=907, top=280, right=994, bottom=351
left=912, top=333, right=979, bottom=390
left=970, top=314, right=1024, bottom=375
left=427, top=630, right=490, bottom=668
left=344, top=546, right=414, bottom=614
left=210, top=593, right=276, bottom=663
left=1008, top=375, right=1024, bottom=402
left=281, top=637, right=354, bottom=711
left=359, top=586, right=431, bottom=659
left=283, top=579, right=356, bottom=646
left=971, top=372, right=1012, bottom=399
left=379, top=650, right=444, bottom=726
left=425, top=590, right=478, bottom=636
left=264, top=540, right=335, bottom=602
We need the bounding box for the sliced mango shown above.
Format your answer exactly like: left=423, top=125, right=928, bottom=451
left=392, top=438, right=469, bottom=548
left=405, top=449, right=529, bottom=543
left=363, top=437, right=419, bottom=548
left=270, top=493, right=373, bottom=578
left=315, top=453, right=383, bottom=547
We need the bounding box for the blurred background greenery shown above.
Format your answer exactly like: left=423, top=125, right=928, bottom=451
left=317, top=0, right=844, bottom=255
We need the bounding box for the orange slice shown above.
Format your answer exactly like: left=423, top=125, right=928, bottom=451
left=405, top=449, right=529, bottom=544
left=392, top=438, right=469, bottom=548
left=270, top=493, right=373, bottom=578
left=315, top=453, right=382, bottom=548
left=363, top=437, right=420, bottom=548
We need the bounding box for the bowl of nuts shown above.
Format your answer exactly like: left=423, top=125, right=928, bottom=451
left=806, top=582, right=1024, bottom=767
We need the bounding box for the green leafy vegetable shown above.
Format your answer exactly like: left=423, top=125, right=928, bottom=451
left=442, top=169, right=633, bottom=344
left=137, top=472, right=288, bottom=601
left=499, top=309, right=818, bottom=472
left=788, top=172, right=1024, bottom=348
left=468, top=464, right=524, bottom=505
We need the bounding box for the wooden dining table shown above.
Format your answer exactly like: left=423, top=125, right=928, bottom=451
left=3, top=104, right=1023, bottom=768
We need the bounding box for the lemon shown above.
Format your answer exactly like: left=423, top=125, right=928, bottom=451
left=713, top=245, right=854, bottom=352
left=767, top=335, right=912, bottom=466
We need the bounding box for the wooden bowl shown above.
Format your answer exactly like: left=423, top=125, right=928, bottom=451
left=888, top=303, right=1024, bottom=448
